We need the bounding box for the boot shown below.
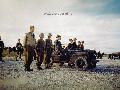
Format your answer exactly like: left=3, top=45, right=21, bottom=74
left=24, top=65, right=33, bottom=71
left=37, top=66, right=44, bottom=70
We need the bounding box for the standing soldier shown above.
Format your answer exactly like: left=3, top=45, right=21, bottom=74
left=45, top=33, right=53, bottom=69
left=23, top=25, right=36, bottom=71
left=0, top=36, right=4, bottom=62
left=16, top=39, right=23, bottom=60
left=36, top=33, right=45, bottom=70
left=54, top=35, right=62, bottom=52
left=54, top=35, right=63, bottom=65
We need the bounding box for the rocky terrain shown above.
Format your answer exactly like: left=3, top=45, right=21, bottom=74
left=0, top=57, right=120, bottom=90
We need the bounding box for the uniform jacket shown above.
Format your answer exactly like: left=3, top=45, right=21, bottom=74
left=36, top=39, right=45, bottom=49
left=54, top=40, right=62, bottom=51
left=45, top=39, right=53, bottom=49
left=23, top=32, right=36, bottom=48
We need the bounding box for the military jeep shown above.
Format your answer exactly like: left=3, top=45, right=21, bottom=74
left=50, top=49, right=98, bottom=70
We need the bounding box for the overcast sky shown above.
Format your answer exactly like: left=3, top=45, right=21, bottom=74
left=0, top=0, right=120, bottom=53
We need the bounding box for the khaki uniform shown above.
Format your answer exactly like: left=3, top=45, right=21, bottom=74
left=23, top=32, right=36, bottom=47
left=45, top=38, right=53, bottom=68
left=23, top=32, right=36, bottom=70
left=36, top=39, right=45, bottom=69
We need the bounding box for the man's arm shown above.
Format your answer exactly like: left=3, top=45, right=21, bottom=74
left=23, top=34, right=27, bottom=48
left=2, top=41, right=4, bottom=48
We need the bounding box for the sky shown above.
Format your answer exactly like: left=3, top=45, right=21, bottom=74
left=0, top=0, right=120, bottom=53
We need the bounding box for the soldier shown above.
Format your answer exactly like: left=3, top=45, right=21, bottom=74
left=54, top=35, right=62, bottom=52
left=72, top=38, right=77, bottom=50
left=77, top=41, right=82, bottom=49
left=0, top=36, right=5, bottom=62
left=16, top=39, right=23, bottom=60
left=81, top=41, right=84, bottom=51
left=45, top=33, right=53, bottom=69
left=66, top=39, right=73, bottom=50
left=36, top=33, right=45, bottom=70
left=97, top=51, right=101, bottom=59
left=23, top=25, right=36, bottom=71
left=12, top=46, right=18, bottom=61
left=54, top=35, right=63, bottom=65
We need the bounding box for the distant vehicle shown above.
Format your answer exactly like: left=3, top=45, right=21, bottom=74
left=108, top=52, right=120, bottom=60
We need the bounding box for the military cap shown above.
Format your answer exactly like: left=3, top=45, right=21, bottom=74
left=39, top=33, right=44, bottom=37
left=18, top=39, right=20, bottom=41
left=73, top=38, right=77, bottom=40
left=30, top=25, right=34, bottom=29
left=69, top=38, right=73, bottom=41
left=78, top=41, right=81, bottom=43
left=81, top=41, right=84, bottom=43
left=48, top=33, right=52, bottom=36
left=56, top=35, right=61, bottom=38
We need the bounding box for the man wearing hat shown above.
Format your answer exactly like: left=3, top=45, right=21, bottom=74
left=45, top=33, right=53, bottom=69
left=0, top=36, right=4, bottom=62
left=81, top=41, right=84, bottom=51
left=72, top=38, right=77, bottom=50
left=54, top=35, right=63, bottom=66
left=54, top=35, right=62, bottom=52
left=16, top=39, right=23, bottom=60
left=77, top=41, right=82, bottom=50
left=36, top=33, right=45, bottom=70
left=66, top=38, right=74, bottom=50
left=23, top=25, right=36, bottom=71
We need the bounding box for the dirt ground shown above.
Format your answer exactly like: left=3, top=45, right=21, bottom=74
left=0, top=57, right=120, bottom=90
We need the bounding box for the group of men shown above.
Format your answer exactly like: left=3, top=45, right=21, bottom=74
left=23, top=25, right=85, bottom=71
left=0, top=25, right=85, bottom=71
left=23, top=26, right=55, bottom=71
left=67, top=38, right=84, bottom=51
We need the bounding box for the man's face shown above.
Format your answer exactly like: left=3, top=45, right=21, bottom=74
left=58, top=37, right=61, bottom=40
left=40, top=34, right=44, bottom=39
left=73, top=39, right=76, bottom=42
left=42, top=35, right=44, bottom=38
left=48, top=35, right=51, bottom=39
left=69, top=39, right=73, bottom=43
left=30, top=27, right=34, bottom=33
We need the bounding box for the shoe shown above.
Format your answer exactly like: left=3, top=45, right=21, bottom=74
left=25, top=68, right=33, bottom=71
left=1, top=60, right=5, bottom=63
left=38, top=67, right=44, bottom=70
left=45, top=67, right=51, bottom=69
left=0, top=59, right=5, bottom=62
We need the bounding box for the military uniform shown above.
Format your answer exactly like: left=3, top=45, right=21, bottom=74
left=54, top=35, right=63, bottom=65
left=45, top=38, right=53, bottom=68
left=0, top=40, right=4, bottom=62
left=16, top=42, right=22, bottom=59
left=72, top=38, right=77, bottom=50
left=23, top=32, right=36, bottom=71
left=72, top=42, right=77, bottom=50
left=36, top=38, right=45, bottom=69
left=81, top=41, right=84, bottom=51
left=36, top=33, right=45, bottom=70
left=67, top=43, right=74, bottom=50
left=54, top=40, right=62, bottom=52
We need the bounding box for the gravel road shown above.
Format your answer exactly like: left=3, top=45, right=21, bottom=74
left=0, top=57, right=120, bottom=90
